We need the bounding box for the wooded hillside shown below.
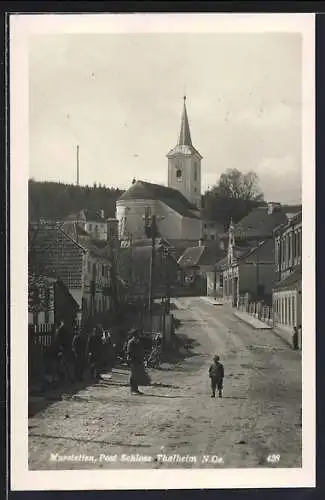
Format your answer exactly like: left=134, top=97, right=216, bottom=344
left=28, top=180, right=124, bottom=221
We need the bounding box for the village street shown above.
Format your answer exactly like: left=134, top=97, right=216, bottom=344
left=28, top=297, right=302, bottom=470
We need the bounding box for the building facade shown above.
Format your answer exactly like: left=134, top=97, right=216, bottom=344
left=64, top=209, right=117, bottom=242
left=273, top=211, right=302, bottom=338
left=29, top=222, right=114, bottom=330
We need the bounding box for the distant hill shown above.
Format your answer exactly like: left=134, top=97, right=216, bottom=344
left=28, top=180, right=124, bottom=221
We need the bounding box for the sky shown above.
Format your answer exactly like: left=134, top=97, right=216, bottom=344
left=29, top=32, right=302, bottom=204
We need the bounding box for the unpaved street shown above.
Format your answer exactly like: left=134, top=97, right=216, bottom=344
left=28, top=298, right=302, bottom=469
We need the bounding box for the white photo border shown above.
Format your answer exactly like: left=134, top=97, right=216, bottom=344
left=10, top=12, right=315, bottom=491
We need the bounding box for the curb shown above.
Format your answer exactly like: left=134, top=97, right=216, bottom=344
left=233, top=311, right=272, bottom=330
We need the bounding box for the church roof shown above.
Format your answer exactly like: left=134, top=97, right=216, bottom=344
left=166, top=97, right=203, bottom=159
left=118, top=180, right=201, bottom=219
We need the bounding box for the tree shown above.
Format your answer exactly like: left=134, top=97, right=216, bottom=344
left=202, top=168, right=265, bottom=228
left=212, top=168, right=264, bottom=201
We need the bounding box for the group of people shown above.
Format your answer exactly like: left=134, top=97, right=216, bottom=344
left=50, top=320, right=116, bottom=385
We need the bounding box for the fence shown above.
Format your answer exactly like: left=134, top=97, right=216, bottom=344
left=238, top=301, right=274, bottom=326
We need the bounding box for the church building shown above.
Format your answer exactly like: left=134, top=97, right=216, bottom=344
left=116, top=97, right=204, bottom=242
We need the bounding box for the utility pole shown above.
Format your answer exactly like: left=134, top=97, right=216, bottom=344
left=76, top=144, right=80, bottom=186
left=148, top=215, right=157, bottom=318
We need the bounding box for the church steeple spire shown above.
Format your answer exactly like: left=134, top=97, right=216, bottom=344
left=178, top=95, right=192, bottom=146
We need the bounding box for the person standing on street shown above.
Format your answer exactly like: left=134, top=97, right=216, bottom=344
left=72, top=327, right=86, bottom=381
left=126, top=328, right=145, bottom=395
left=209, top=355, right=224, bottom=398
left=54, top=319, right=74, bottom=384
left=292, top=326, right=299, bottom=350
left=87, top=326, right=104, bottom=381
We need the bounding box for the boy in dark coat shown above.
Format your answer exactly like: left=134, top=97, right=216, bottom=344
left=209, top=355, right=224, bottom=398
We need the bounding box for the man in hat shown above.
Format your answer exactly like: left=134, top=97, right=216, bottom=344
left=208, top=355, right=224, bottom=398
left=126, top=328, right=145, bottom=395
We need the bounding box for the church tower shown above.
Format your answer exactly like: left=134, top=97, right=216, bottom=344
left=167, top=97, right=203, bottom=210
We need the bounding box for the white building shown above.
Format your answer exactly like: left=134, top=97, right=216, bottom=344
left=65, top=209, right=112, bottom=242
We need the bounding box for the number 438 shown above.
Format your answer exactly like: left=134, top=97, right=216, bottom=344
left=267, top=454, right=280, bottom=464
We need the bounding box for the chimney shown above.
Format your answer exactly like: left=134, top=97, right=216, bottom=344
left=267, top=202, right=281, bottom=215
left=100, top=209, right=105, bottom=218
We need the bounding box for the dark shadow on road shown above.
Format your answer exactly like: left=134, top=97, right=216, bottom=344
left=163, top=332, right=201, bottom=367
left=29, top=372, right=115, bottom=418
left=151, top=382, right=181, bottom=389
left=141, top=394, right=189, bottom=399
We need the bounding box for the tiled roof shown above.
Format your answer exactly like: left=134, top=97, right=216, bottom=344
left=215, top=244, right=253, bottom=270
left=234, top=206, right=288, bottom=240
left=273, top=267, right=302, bottom=291
left=66, top=209, right=106, bottom=223
left=178, top=244, right=226, bottom=268
left=118, top=180, right=200, bottom=219
left=29, top=223, right=86, bottom=290
left=239, top=238, right=274, bottom=264
left=274, top=210, right=302, bottom=235
left=178, top=246, right=205, bottom=268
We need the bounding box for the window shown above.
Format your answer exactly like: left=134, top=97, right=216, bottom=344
left=44, top=288, right=50, bottom=324
left=292, top=295, right=296, bottom=326
left=219, top=274, right=223, bottom=287
left=88, top=223, right=92, bottom=231
left=288, top=233, right=291, bottom=264
left=210, top=234, right=215, bottom=240
left=176, top=169, right=182, bottom=180
left=102, top=265, right=105, bottom=277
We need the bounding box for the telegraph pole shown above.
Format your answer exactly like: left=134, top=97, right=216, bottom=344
left=76, top=144, right=80, bottom=186
left=148, top=214, right=157, bottom=318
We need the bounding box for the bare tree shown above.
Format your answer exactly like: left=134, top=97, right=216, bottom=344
left=212, top=168, right=264, bottom=201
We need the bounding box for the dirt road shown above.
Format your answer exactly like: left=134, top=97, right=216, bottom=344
left=28, top=298, right=301, bottom=470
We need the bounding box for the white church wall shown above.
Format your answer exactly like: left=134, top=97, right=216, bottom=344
left=116, top=199, right=159, bottom=240
left=156, top=201, right=183, bottom=239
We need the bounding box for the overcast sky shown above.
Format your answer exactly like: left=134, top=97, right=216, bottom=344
left=29, top=32, right=302, bottom=203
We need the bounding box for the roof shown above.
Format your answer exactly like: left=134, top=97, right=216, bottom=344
left=178, top=244, right=226, bottom=269
left=273, top=267, right=302, bottom=291
left=166, top=97, right=203, bottom=159
left=274, top=210, right=302, bottom=235
left=66, top=209, right=106, bottom=223
left=215, top=244, right=253, bottom=270
left=234, top=206, right=288, bottom=240
left=29, top=223, right=86, bottom=289
left=118, top=180, right=201, bottom=219
left=239, top=238, right=274, bottom=264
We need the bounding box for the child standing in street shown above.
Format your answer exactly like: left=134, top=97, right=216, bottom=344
left=209, top=355, right=224, bottom=398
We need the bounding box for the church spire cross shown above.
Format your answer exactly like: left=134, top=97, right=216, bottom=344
left=178, top=95, right=192, bottom=146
